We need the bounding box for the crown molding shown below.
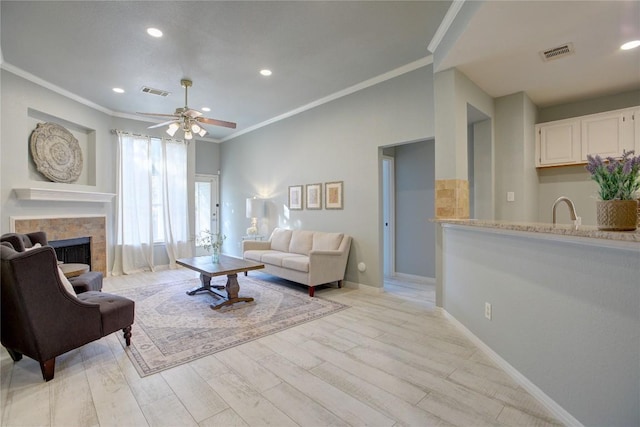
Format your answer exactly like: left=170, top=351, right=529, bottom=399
left=1, top=63, right=114, bottom=115
left=427, top=0, right=466, bottom=54
left=3, top=55, right=433, bottom=145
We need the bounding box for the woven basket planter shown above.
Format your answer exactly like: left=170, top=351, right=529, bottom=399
left=596, top=200, right=638, bottom=231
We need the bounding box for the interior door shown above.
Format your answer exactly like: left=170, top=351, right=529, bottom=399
left=382, top=156, right=395, bottom=277
left=194, top=174, right=220, bottom=256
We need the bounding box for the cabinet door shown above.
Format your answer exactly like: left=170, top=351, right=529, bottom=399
left=537, top=121, right=580, bottom=166
left=581, top=110, right=634, bottom=160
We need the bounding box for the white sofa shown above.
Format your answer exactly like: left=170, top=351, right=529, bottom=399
left=242, top=228, right=351, bottom=297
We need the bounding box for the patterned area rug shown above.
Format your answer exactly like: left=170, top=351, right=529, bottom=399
left=115, top=276, right=349, bottom=377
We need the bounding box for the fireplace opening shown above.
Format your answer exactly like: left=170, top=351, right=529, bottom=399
left=49, top=237, right=91, bottom=268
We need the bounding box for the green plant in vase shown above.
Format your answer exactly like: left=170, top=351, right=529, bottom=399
left=196, top=230, right=226, bottom=263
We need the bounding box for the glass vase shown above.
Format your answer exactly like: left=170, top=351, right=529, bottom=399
left=211, top=249, right=220, bottom=263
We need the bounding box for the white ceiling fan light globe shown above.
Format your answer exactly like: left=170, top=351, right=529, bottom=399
left=184, top=130, right=193, bottom=140
left=166, top=122, right=179, bottom=137
left=191, top=123, right=201, bottom=133
left=198, top=129, right=207, bottom=137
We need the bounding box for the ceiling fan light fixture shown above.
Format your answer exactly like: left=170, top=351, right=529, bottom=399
left=191, top=123, right=201, bottom=133
left=198, top=129, right=207, bottom=137
left=166, top=122, right=180, bottom=137
left=620, top=40, right=640, bottom=50
left=146, top=27, right=163, bottom=38
left=184, top=130, right=193, bottom=140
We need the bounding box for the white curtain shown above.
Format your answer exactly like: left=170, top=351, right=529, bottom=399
left=113, top=132, right=191, bottom=275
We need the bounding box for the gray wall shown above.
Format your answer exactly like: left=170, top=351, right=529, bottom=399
left=0, top=70, right=207, bottom=271
left=442, top=225, right=639, bottom=426
left=394, top=140, right=435, bottom=278
left=537, top=89, right=640, bottom=123
left=1, top=69, right=115, bottom=249
left=494, top=92, right=538, bottom=222
left=219, top=66, right=436, bottom=290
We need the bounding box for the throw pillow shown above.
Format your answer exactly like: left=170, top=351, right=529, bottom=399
left=57, top=267, right=77, bottom=297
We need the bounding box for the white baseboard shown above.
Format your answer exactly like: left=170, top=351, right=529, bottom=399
left=442, top=309, right=583, bottom=427
left=389, top=272, right=435, bottom=284
left=342, top=280, right=384, bottom=294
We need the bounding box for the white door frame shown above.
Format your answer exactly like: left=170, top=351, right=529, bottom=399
left=382, top=156, right=395, bottom=277
left=194, top=174, right=220, bottom=256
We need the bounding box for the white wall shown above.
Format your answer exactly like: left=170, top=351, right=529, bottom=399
left=219, top=66, right=436, bottom=290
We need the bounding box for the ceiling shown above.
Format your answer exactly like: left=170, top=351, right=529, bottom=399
left=2, top=1, right=639, bottom=141
left=438, top=0, right=640, bottom=108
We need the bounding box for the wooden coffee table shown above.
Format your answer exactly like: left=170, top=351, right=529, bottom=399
left=176, top=255, right=264, bottom=310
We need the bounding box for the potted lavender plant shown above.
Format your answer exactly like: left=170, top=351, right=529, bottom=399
left=585, top=150, right=640, bottom=231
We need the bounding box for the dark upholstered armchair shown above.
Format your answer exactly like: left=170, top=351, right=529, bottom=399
left=0, top=243, right=134, bottom=381
left=0, top=232, right=103, bottom=294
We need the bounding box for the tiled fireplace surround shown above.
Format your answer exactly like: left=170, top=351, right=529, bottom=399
left=11, top=216, right=107, bottom=275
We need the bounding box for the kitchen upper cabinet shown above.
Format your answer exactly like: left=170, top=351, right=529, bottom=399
left=536, top=106, right=638, bottom=168
left=536, top=120, right=580, bottom=166
left=581, top=109, right=635, bottom=160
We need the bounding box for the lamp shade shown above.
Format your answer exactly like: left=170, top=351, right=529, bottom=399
left=246, top=198, right=264, bottom=219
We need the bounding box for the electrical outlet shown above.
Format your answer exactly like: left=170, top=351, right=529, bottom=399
left=485, top=302, right=492, bottom=320
left=507, top=192, right=515, bottom=202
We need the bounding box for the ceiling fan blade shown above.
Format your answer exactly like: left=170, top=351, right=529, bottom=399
left=184, top=109, right=203, bottom=118
left=137, top=112, right=180, bottom=118
left=198, top=117, right=237, bottom=129
left=147, top=119, right=179, bottom=129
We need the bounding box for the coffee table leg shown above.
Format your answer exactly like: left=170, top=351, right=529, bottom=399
left=186, top=273, right=225, bottom=296
left=211, top=273, right=254, bottom=310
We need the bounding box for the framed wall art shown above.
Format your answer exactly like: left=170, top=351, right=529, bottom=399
left=288, top=185, right=303, bottom=210
left=325, top=181, right=343, bottom=209
left=306, top=183, right=322, bottom=209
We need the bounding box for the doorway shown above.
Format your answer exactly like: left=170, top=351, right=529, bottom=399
left=194, top=174, right=220, bottom=256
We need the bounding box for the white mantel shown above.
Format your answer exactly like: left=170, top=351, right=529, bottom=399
left=14, top=188, right=115, bottom=203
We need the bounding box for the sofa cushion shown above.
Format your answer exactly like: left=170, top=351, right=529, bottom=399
left=312, top=232, right=344, bottom=251
left=261, top=252, right=299, bottom=267
left=244, top=250, right=269, bottom=263
left=289, top=230, right=314, bottom=255
left=282, top=255, right=309, bottom=273
left=270, top=228, right=293, bottom=252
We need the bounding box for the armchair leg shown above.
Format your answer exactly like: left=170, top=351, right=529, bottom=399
left=6, top=348, right=23, bottom=362
left=308, top=286, right=315, bottom=297
left=338, top=280, right=343, bottom=289
left=40, top=358, right=55, bottom=382
left=123, top=326, right=132, bottom=346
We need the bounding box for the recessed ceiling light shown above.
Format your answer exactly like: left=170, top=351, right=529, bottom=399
left=147, top=27, right=163, bottom=38
left=112, top=87, right=125, bottom=93
left=620, top=40, right=640, bottom=50
left=202, top=107, right=211, bottom=112
left=260, top=69, right=272, bottom=77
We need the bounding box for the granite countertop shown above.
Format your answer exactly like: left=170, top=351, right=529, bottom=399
left=433, top=219, right=640, bottom=244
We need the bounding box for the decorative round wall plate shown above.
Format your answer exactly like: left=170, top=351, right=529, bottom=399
left=30, top=122, right=83, bottom=183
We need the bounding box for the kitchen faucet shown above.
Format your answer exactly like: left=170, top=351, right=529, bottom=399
left=552, top=196, right=581, bottom=227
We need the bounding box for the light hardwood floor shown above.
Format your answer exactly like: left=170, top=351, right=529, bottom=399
left=1, top=269, right=563, bottom=426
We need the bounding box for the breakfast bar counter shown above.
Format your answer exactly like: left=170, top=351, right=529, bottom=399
left=434, top=219, right=639, bottom=426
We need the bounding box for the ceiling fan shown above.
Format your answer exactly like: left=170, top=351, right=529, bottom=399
left=137, top=79, right=236, bottom=140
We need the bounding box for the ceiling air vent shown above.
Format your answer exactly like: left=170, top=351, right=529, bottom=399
left=540, top=43, right=574, bottom=62
left=141, top=86, right=170, bottom=97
